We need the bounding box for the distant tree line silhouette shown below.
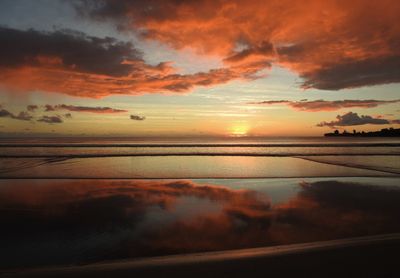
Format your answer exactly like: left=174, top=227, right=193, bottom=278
left=325, top=128, right=400, bottom=137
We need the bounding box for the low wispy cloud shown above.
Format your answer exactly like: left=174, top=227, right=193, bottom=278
left=130, top=114, right=145, bottom=121
left=0, top=104, right=76, bottom=123
left=13, top=111, right=32, bottom=121
left=45, top=104, right=128, bottom=114
left=26, top=105, right=38, bottom=112
left=250, top=100, right=290, bottom=105
left=316, top=112, right=393, bottom=128
left=0, top=109, right=14, bottom=118
left=249, top=99, right=400, bottom=112
left=0, top=103, right=124, bottom=124
left=0, top=109, right=33, bottom=121
left=44, top=104, right=55, bottom=112
left=37, top=115, right=63, bottom=124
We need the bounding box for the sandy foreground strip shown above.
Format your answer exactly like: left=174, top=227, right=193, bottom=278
left=3, top=233, right=400, bottom=278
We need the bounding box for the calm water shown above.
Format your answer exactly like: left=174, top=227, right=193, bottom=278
left=0, top=137, right=399, bottom=178
left=0, top=137, right=399, bottom=270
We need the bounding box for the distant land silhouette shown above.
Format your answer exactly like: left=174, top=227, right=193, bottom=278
left=324, top=128, right=400, bottom=137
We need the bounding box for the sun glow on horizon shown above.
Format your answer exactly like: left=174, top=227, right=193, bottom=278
left=229, top=125, right=249, bottom=137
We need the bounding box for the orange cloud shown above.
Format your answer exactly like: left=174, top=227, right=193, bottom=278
left=78, top=0, right=400, bottom=90
left=0, top=27, right=264, bottom=98
left=249, top=99, right=400, bottom=112
left=3, top=0, right=400, bottom=98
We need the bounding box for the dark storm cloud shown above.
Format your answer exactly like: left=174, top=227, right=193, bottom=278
left=0, top=26, right=141, bottom=77
left=249, top=99, right=400, bottom=112
left=130, top=114, right=145, bottom=120
left=37, top=115, right=63, bottom=124
left=317, top=112, right=391, bottom=127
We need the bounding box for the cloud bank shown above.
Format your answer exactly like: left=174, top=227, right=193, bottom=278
left=2, top=0, right=399, bottom=98
left=316, top=112, right=394, bottom=127
left=77, top=0, right=400, bottom=91
left=0, top=27, right=260, bottom=98
left=250, top=99, right=400, bottom=112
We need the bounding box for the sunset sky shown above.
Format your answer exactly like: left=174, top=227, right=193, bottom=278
left=0, top=0, right=399, bottom=137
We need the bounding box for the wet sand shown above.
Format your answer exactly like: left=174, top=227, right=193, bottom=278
left=1, top=156, right=396, bottom=178
left=3, top=233, right=400, bottom=278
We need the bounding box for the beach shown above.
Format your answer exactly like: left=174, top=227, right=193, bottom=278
left=0, top=137, right=400, bottom=276
left=1, top=1, right=400, bottom=275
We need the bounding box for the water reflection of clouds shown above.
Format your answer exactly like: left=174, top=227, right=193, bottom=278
left=269, top=180, right=400, bottom=243
left=1, top=179, right=400, bottom=269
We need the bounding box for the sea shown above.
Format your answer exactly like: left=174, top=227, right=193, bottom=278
left=1, top=136, right=400, bottom=270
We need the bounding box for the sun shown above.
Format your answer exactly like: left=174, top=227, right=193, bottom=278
left=229, top=125, right=249, bottom=137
